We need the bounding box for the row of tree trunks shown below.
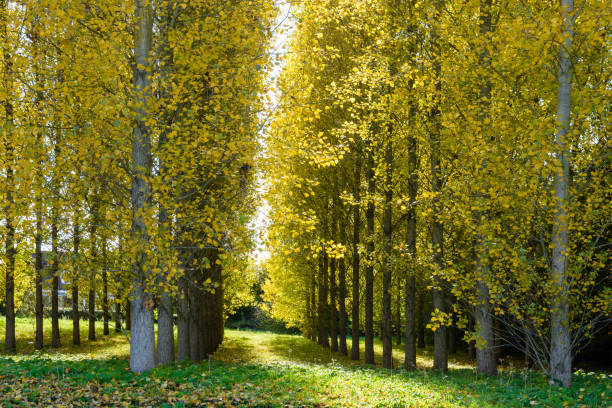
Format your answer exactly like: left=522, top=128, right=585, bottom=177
left=175, top=248, right=225, bottom=362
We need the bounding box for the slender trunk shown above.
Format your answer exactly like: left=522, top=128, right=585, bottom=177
left=115, top=300, right=121, bottom=333
left=156, top=14, right=174, bottom=364
left=310, top=271, right=317, bottom=341
left=317, top=251, right=329, bottom=347
left=430, top=21, right=447, bottom=371
left=89, top=210, right=97, bottom=342
left=338, top=219, right=348, bottom=356
left=329, top=214, right=338, bottom=352
left=51, top=219, right=61, bottom=348
left=382, top=138, right=393, bottom=369
left=157, top=208, right=174, bottom=365
left=35, top=212, right=44, bottom=350
left=550, top=0, right=573, bottom=388
left=474, top=0, right=496, bottom=376
left=129, top=0, right=155, bottom=374
left=405, top=131, right=418, bottom=368
left=351, top=152, right=362, bottom=361
left=177, top=272, right=190, bottom=360
left=188, top=279, right=201, bottom=361
left=32, top=4, right=44, bottom=353
left=72, top=220, right=81, bottom=345
left=102, top=242, right=109, bottom=335
left=364, top=148, right=375, bottom=365
left=1, top=0, right=15, bottom=353
left=88, top=289, right=95, bottom=341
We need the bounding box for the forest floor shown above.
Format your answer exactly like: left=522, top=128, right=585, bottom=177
left=0, top=317, right=610, bottom=407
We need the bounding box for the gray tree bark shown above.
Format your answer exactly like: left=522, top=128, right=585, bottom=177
left=351, top=151, right=362, bottom=361
left=382, top=138, right=393, bottom=369
left=72, top=219, right=81, bottom=346
left=129, top=0, right=156, bottom=374
left=1, top=0, right=15, bottom=354
left=474, top=0, right=497, bottom=377
left=364, top=148, right=375, bottom=365
left=550, top=0, right=574, bottom=388
left=430, top=22, right=447, bottom=370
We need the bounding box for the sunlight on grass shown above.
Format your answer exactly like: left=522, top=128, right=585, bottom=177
left=1, top=317, right=611, bottom=407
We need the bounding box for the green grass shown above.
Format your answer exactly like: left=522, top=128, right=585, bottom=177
left=1, top=317, right=610, bottom=407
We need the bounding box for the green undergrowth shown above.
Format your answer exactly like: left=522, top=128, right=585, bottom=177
left=1, top=317, right=610, bottom=407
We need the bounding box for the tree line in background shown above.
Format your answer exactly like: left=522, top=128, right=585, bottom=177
left=1, top=0, right=275, bottom=373
left=264, top=0, right=610, bottom=388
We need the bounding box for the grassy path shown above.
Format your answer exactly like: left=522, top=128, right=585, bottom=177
left=1, top=317, right=610, bottom=407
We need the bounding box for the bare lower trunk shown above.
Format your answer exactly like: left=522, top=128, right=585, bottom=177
left=88, top=289, right=96, bottom=341
left=51, top=220, right=61, bottom=348
left=351, top=154, right=362, bottom=360
left=329, top=255, right=338, bottom=352
left=157, top=290, right=175, bottom=364
left=35, top=219, right=44, bottom=350
left=364, top=149, right=375, bottom=365
left=115, top=301, right=121, bottom=333
left=338, top=252, right=348, bottom=356
left=72, top=220, right=81, bottom=345
left=405, top=116, right=418, bottom=369
left=72, top=286, right=80, bottom=345
left=317, top=252, right=329, bottom=347
left=177, top=273, right=190, bottom=360
left=102, top=243, right=109, bottom=336
left=382, top=139, right=393, bottom=369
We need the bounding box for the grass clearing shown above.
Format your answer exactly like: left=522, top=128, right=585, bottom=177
left=1, top=317, right=610, bottom=407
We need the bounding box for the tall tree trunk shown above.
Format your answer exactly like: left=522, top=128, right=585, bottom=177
left=317, top=251, right=329, bottom=347
left=382, top=138, right=393, bottom=369
left=364, top=148, right=375, bottom=365
left=31, top=2, right=44, bottom=353
left=89, top=209, right=98, bottom=342
left=51, top=219, right=61, bottom=348
left=129, top=0, right=155, bottom=374
left=72, top=220, right=81, bottom=346
left=351, top=151, right=362, bottom=361
left=474, top=0, right=497, bottom=377
left=155, top=8, right=174, bottom=364
left=157, top=207, right=174, bottom=365
left=188, top=279, right=201, bottom=361
left=550, top=0, right=574, bottom=388
left=1, top=0, right=15, bottom=353
left=430, top=19, right=447, bottom=371
left=405, top=121, right=418, bottom=369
